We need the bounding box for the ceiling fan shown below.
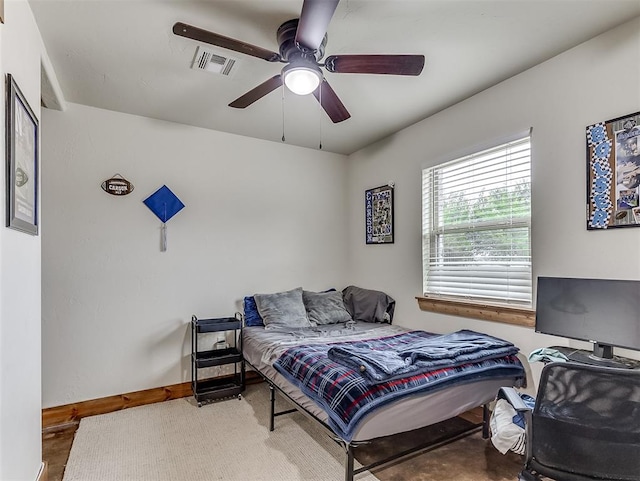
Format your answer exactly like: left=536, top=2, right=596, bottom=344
left=173, top=0, right=425, bottom=123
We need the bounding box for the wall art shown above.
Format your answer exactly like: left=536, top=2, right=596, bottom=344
left=587, top=111, right=640, bottom=229
left=143, top=185, right=185, bottom=251
left=101, top=173, right=135, bottom=196
left=6, top=74, right=38, bottom=235
left=365, top=183, right=394, bottom=244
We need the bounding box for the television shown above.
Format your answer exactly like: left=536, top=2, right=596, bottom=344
left=535, top=276, right=640, bottom=364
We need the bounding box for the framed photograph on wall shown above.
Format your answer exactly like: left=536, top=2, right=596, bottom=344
left=365, top=184, right=394, bottom=244
left=6, top=74, right=39, bottom=235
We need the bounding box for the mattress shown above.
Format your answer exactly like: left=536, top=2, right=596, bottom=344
left=242, top=322, right=525, bottom=442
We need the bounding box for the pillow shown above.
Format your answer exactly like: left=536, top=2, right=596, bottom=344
left=342, top=285, right=395, bottom=323
left=254, top=287, right=312, bottom=329
left=303, top=290, right=352, bottom=325
left=243, top=296, right=264, bottom=327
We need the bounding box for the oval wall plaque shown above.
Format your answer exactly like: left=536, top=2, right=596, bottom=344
left=101, top=174, right=134, bottom=196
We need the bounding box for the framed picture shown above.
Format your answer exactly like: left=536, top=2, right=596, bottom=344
left=6, top=74, right=39, bottom=235
left=586, top=110, right=640, bottom=230
left=365, top=184, right=394, bottom=244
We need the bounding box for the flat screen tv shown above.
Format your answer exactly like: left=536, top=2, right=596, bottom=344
left=535, top=276, right=640, bottom=361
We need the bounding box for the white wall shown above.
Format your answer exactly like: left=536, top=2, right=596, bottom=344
left=346, top=17, right=640, bottom=386
left=0, top=1, right=46, bottom=480
left=41, top=103, right=349, bottom=407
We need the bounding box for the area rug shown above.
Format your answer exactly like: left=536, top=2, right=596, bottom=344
left=62, top=384, right=379, bottom=481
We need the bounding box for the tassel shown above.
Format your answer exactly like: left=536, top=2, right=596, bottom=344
left=161, top=223, right=167, bottom=252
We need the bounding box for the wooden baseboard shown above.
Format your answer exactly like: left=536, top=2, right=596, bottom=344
left=42, top=382, right=192, bottom=429
left=42, top=371, right=262, bottom=429
left=36, top=461, right=47, bottom=481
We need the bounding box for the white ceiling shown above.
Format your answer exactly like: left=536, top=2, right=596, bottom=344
left=30, top=0, right=640, bottom=155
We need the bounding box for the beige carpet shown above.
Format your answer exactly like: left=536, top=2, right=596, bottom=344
left=62, top=384, right=379, bottom=481
left=63, top=383, right=524, bottom=481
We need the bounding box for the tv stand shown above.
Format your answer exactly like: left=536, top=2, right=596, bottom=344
left=550, top=346, right=640, bottom=370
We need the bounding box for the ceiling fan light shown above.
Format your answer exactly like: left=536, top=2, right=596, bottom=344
left=282, top=64, right=322, bottom=95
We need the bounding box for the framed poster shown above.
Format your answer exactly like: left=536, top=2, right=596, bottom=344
left=6, top=74, right=39, bottom=235
left=365, top=184, right=394, bottom=244
left=586, top=111, right=640, bottom=229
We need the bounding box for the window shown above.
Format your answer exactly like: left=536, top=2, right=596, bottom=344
left=422, top=136, right=531, bottom=306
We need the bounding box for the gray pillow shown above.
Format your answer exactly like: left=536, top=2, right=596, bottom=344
left=342, top=285, right=395, bottom=323
left=303, top=290, right=352, bottom=325
left=254, top=287, right=311, bottom=330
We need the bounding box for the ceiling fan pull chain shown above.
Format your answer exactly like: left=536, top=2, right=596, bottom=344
left=318, top=82, right=322, bottom=150
left=281, top=83, right=286, bottom=142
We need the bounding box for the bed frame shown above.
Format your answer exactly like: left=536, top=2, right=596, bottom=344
left=246, top=358, right=492, bottom=481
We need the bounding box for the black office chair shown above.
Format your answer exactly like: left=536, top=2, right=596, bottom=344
left=499, top=361, right=640, bottom=481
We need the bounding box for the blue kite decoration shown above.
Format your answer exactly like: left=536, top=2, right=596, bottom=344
left=143, top=185, right=185, bottom=251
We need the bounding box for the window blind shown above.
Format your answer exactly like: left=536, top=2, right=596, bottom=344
left=422, top=136, right=531, bottom=306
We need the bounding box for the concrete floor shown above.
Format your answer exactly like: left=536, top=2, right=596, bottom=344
left=42, top=424, right=77, bottom=481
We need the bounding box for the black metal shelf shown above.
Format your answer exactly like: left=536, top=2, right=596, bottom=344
left=193, top=374, right=244, bottom=403
left=193, top=347, right=242, bottom=368
left=191, top=314, right=245, bottom=406
left=194, top=317, right=242, bottom=333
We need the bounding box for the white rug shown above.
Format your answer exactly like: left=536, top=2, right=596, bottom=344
left=63, top=384, right=379, bottom=481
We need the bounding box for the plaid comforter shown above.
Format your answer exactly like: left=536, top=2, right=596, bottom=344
left=273, top=330, right=525, bottom=441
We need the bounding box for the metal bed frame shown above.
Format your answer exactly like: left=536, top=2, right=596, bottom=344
left=246, top=359, right=491, bottom=481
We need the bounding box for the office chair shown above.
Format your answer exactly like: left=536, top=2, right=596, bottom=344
left=499, top=361, right=640, bottom=481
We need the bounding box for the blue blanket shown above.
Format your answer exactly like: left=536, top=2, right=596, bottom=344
left=327, top=329, right=519, bottom=384
left=274, top=329, right=525, bottom=441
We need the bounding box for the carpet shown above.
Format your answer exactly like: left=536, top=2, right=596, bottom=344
left=63, top=384, right=523, bottom=481
left=62, top=384, right=379, bottom=481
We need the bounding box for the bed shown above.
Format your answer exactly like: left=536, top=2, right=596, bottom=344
left=241, top=286, right=527, bottom=481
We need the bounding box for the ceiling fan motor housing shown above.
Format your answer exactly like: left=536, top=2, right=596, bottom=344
left=277, top=19, right=326, bottom=63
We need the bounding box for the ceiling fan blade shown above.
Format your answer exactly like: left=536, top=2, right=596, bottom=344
left=173, top=22, right=281, bottom=62
left=295, top=0, right=340, bottom=51
left=324, top=54, right=425, bottom=75
left=313, top=79, right=350, bottom=123
left=229, top=75, right=283, bottom=109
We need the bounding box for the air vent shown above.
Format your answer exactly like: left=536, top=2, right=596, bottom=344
left=191, top=46, right=238, bottom=77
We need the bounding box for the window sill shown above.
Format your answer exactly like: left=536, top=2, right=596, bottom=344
left=416, top=296, right=535, bottom=327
